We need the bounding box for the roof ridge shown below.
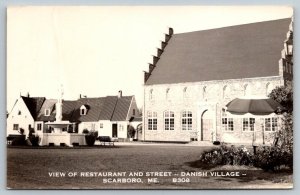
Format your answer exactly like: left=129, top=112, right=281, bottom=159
left=175, top=18, right=292, bottom=35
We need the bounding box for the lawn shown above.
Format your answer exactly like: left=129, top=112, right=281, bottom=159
left=6, top=145, right=293, bottom=189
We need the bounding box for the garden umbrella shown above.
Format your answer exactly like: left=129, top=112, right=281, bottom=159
left=226, top=98, right=284, bottom=115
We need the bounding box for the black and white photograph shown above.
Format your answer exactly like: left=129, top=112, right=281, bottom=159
left=6, top=6, right=293, bottom=189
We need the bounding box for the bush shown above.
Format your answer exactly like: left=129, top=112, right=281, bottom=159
left=85, top=130, right=98, bottom=146
left=199, top=145, right=254, bottom=168
left=27, top=130, right=40, bottom=146
left=199, top=144, right=292, bottom=171
left=127, top=125, right=136, bottom=138
left=82, top=129, right=89, bottom=134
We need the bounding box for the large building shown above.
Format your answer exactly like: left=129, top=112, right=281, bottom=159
left=142, top=18, right=293, bottom=145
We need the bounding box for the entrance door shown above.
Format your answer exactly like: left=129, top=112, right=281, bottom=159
left=201, top=110, right=213, bottom=141
left=112, top=124, right=118, bottom=138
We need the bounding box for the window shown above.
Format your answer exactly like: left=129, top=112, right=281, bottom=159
left=183, top=87, right=188, bottom=99
left=264, top=117, right=278, bottom=131
left=80, top=105, right=87, bottom=115
left=18, top=110, right=21, bottom=115
left=45, top=109, right=50, bottom=116
left=100, top=123, right=103, bottom=128
left=166, top=88, right=170, bottom=100
left=164, top=111, right=174, bottom=130
left=149, top=89, right=154, bottom=100
left=223, top=85, right=229, bottom=99
left=182, top=111, right=192, bottom=130
left=266, top=83, right=273, bottom=96
left=37, top=123, right=42, bottom=131
left=244, top=84, right=251, bottom=96
left=202, top=86, right=207, bottom=99
left=13, top=124, right=19, bottom=130
left=243, top=118, right=255, bottom=131
left=221, top=109, right=234, bottom=131
left=91, top=123, right=95, bottom=131
left=133, top=109, right=135, bottom=115
left=147, top=111, right=157, bottom=130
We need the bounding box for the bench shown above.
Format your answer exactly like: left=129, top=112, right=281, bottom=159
left=98, top=136, right=114, bottom=146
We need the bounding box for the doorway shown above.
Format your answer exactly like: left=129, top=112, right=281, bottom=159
left=112, top=124, right=118, bottom=138
left=201, top=110, right=213, bottom=141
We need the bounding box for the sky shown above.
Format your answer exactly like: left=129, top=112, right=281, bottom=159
left=7, top=6, right=293, bottom=111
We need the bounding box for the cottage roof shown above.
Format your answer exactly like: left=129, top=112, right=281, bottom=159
left=36, top=99, right=56, bottom=121
left=21, top=96, right=45, bottom=120
left=34, top=95, right=134, bottom=122
left=145, top=18, right=291, bottom=85
left=111, top=96, right=133, bottom=121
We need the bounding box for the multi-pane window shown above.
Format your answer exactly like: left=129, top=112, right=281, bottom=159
left=182, top=111, right=192, bottom=130
left=37, top=123, right=42, bottom=131
left=147, top=111, right=157, bottom=130
left=164, top=111, right=174, bottom=130
left=100, top=123, right=103, bottom=128
left=221, top=109, right=234, bottom=131
left=13, top=124, right=19, bottom=130
left=264, top=117, right=278, bottom=131
left=243, top=118, right=255, bottom=131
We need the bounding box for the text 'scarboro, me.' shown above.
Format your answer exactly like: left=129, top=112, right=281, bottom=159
left=6, top=6, right=293, bottom=189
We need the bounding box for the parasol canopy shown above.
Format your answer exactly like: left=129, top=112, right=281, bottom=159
left=226, top=98, right=284, bottom=115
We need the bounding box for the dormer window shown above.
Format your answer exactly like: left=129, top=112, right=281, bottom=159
left=45, top=109, right=50, bottom=116
left=80, top=105, right=88, bottom=115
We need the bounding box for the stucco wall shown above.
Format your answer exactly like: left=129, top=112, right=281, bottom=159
left=7, top=98, right=35, bottom=136
left=143, top=76, right=283, bottom=144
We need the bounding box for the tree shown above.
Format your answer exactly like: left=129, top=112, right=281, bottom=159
left=268, top=81, right=293, bottom=169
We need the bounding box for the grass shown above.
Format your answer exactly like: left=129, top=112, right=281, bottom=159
left=6, top=145, right=293, bottom=189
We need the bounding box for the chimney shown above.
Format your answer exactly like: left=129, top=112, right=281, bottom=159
left=118, top=90, right=122, bottom=98
left=26, top=92, right=30, bottom=97
left=79, top=94, right=82, bottom=99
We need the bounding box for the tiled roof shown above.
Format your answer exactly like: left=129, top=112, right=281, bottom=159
left=71, top=97, right=107, bottom=122
left=111, top=96, right=133, bottom=121
left=98, top=96, right=118, bottom=120
left=21, top=96, right=45, bottom=120
left=36, top=99, right=56, bottom=121
left=145, top=18, right=291, bottom=85
left=33, top=95, right=134, bottom=122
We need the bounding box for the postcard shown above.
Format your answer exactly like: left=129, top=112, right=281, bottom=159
left=6, top=6, right=293, bottom=189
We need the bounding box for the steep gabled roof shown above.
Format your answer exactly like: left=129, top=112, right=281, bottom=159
left=71, top=97, right=107, bottom=122
left=30, top=95, right=134, bottom=122
left=145, top=18, right=291, bottom=85
left=111, top=96, right=133, bottom=121
left=36, top=99, right=77, bottom=122
left=98, top=96, right=118, bottom=120
left=36, top=99, right=56, bottom=121
left=21, top=96, right=45, bottom=120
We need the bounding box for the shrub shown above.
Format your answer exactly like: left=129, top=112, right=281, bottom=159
left=199, top=144, right=292, bottom=171
left=27, top=130, right=40, bottom=146
left=82, top=129, right=89, bottom=134
left=199, top=145, right=254, bottom=168
left=127, top=125, right=136, bottom=138
left=85, top=130, right=98, bottom=146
